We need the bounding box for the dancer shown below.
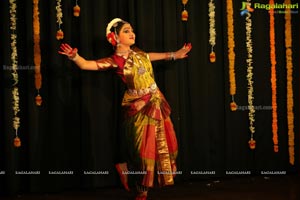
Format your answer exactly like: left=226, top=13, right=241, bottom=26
left=59, top=18, right=192, bottom=200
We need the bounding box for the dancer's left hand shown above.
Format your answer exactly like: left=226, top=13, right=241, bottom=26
left=174, top=43, right=192, bottom=59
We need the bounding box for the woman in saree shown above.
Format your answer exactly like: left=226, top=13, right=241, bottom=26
left=59, top=18, right=192, bottom=200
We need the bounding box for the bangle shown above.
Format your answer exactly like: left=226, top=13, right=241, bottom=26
left=170, top=52, right=176, bottom=60
left=68, top=53, right=78, bottom=61
left=166, top=52, right=175, bottom=61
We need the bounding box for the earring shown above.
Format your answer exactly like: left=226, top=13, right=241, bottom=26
left=114, top=35, right=120, bottom=47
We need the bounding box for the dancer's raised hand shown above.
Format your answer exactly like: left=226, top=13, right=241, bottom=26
left=58, top=43, right=78, bottom=60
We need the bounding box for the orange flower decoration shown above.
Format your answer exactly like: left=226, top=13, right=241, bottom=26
left=181, top=0, right=188, bottom=21
left=14, top=136, right=21, bottom=148
left=56, top=29, right=64, bottom=40
left=35, top=94, right=43, bottom=106
left=209, top=52, right=216, bottom=63
left=73, top=5, right=80, bottom=17
left=226, top=0, right=237, bottom=109
left=33, top=0, right=42, bottom=106
left=181, top=10, right=188, bottom=21
left=269, top=0, right=278, bottom=152
left=284, top=0, right=295, bottom=165
left=230, top=101, right=237, bottom=111
left=248, top=138, right=256, bottom=150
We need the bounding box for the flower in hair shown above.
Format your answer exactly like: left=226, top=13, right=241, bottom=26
left=107, top=32, right=117, bottom=46
left=106, top=18, right=124, bottom=45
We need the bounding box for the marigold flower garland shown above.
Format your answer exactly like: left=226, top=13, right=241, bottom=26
left=284, top=0, right=295, bottom=165
left=244, top=1, right=256, bottom=150
left=33, top=0, right=42, bottom=106
left=226, top=0, right=237, bottom=111
left=269, top=0, right=278, bottom=153
left=9, top=0, right=21, bottom=147
left=56, top=0, right=63, bottom=40
left=208, top=0, right=216, bottom=63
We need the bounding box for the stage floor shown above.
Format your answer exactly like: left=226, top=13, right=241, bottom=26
left=1, top=175, right=300, bottom=200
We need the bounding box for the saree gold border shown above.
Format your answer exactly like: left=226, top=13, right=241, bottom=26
left=155, top=119, right=174, bottom=186
left=123, top=51, right=135, bottom=88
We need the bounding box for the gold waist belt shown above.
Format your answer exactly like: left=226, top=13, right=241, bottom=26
left=127, top=83, right=157, bottom=96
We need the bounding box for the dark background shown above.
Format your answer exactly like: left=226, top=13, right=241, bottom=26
left=0, top=0, right=299, bottom=195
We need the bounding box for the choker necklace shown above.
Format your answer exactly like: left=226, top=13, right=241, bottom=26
left=115, top=49, right=131, bottom=55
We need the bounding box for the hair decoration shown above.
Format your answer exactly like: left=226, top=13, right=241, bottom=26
left=106, top=18, right=124, bottom=46
left=106, top=18, right=124, bottom=36
left=107, top=32, right=117, bottom=46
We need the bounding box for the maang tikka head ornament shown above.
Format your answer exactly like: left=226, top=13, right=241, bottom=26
left=106, top=18, right=125, bottom=46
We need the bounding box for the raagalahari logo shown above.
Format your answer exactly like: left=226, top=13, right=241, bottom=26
left=240, top=1, right=299, bottom=16
left=240, top=2, right=254, bottom=16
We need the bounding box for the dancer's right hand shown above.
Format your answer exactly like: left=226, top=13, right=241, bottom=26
left=58, top=43, right=78, bottom=60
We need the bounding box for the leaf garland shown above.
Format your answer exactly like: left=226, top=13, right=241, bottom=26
left=284, top=0, right=295, bottom=165
left=9, top=0, right=21, bottom=147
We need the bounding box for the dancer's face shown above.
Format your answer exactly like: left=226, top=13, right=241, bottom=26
left=117, top=23, right=135, bottom=47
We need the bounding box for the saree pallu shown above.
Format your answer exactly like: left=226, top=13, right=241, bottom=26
left=122, top=89, right=178, bottom=187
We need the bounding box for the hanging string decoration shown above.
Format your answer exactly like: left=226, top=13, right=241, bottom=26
left=244, top=0, right=256, bottom=150
left=208, top=0, right=216, bottom=63
left=226, top=0, right=237, bottom=111
left=181, top=0, right=188, bottom=21
left=284, top=0, right=295, bottom=165
left=73, top=0, right=80, bottom=17
left=269, top=0, right=278, bottom=152
left=9, top=0, right=21, bottom=147
left=33, top=0, right=42, bottom=106
left=56, top=0, right=64, bottom=40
